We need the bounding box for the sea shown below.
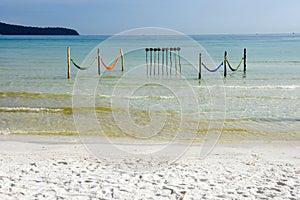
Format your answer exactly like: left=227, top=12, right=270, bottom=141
left=1, top=32, right=300, bottom=142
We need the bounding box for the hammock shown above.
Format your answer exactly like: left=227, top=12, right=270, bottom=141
left=70, top=57, right=97, bottom=70
left=226, top=58, right=243, bottom=72
left=202, top=62, right=223, bottom=72
left=101, top=54, right=121, bottom=71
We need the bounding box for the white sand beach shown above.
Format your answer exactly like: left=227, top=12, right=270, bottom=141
left=0, top=135, right=299, bottom=199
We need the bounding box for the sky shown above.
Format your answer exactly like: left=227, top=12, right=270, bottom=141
left=0, top=0, right=299, bottom=35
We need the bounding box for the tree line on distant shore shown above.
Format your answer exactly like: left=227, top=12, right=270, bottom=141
left=0, top=22, right=79, bottom=35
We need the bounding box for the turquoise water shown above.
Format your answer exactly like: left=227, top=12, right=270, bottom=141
left=0, top=34, right=300, bottom=139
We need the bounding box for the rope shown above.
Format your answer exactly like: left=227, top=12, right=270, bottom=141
left=227, top=57, right=243, bottom=72
left=202, top=62, right=223, bottom=72
left=71, top=57, right=97, bottom=70
left=101, top=54, right=121, bottom=71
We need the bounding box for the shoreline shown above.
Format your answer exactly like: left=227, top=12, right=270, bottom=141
left=1, top=134, right=299, bottom=156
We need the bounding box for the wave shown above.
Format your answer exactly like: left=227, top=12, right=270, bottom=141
left=2, top=126, right=299, bottom=137
left=0, top=92, right=179, bottom=100
left=213, top=85, right=300, bottom=90
left=126, top=95, right=176, bottom=100
left=0, top=107, right=68, bottom=113
left=0, top=92, right=71, bottom=98
left=0, top=106, right=115, bottom=114
left=225, top=117, right=300, bottom=123
left=96, top=94, right=176, bottom=100
left=251, top=60, right=300, bottom=64
left=0, top=129, right=78, bottom=136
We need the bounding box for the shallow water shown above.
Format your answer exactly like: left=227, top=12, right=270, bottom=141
left=0, top=34, right=300, bottom=139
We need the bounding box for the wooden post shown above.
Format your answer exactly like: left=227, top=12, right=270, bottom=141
left=97, top=48, right=101, bottom=75
left=67, top=46, right=71, bottom=79
left=224, top=51, right=227, bottom=78
left=154, top=48, right=157, bottom=75
left=120, top=48, right=124, bottom=72
left=177, top=47, right=181, bottom=74
left=150, top=48, right=153, bottom=76
left=145, top=48, right=149, bottom=76
left=162, top=48, right=164, bottom=75
left=174, top=47, right=177, bottom=75
left=243, top=48, right=247, bottom=73
left=169, top=48, right=172, bottom=75
left=199, top=53, right=202, bottom=79
left=166, top=48, right=168, bottom=76
left=157, top=48, right=160, bottom=75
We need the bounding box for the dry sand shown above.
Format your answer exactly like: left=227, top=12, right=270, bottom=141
left=0, top=135, right=299, bottom=199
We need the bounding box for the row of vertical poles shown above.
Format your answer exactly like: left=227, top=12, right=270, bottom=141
left=198, top=48, right=247, bottom=79
left=145, top=47, right=181, bottom=76
left=67, top=47, right=124, bottom=79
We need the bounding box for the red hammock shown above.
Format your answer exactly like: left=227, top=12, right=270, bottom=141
left=101, top=54, right=121, bottom=71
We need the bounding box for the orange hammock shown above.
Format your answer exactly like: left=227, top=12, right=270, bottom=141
left=101, top=54, right=121, bottom=71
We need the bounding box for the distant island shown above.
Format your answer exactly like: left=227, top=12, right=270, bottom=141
left=0, top=22, right=79, bottom=35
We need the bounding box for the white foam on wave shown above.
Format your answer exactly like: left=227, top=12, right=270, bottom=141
left=1, top=128, right=11, bottom=135
left=98, top=95, right=176, bottom=99
left=0, top=107, right=64, bottom=112
left=200, top=85, right=300, bottom=90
